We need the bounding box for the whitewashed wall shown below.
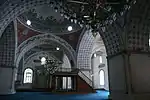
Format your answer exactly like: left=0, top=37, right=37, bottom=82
left=90, top=34, right=109, bottom=90
left=92, top=54, right=109, bottom=90
left=61, top=54, right=71, bottom=68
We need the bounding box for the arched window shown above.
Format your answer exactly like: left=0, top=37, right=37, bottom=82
left=99, top=56, right=102, bottom=63
left=149, top=39, right=150, bottom=46
left=23, top=68, right=33, bottom=83
left=99, top=70, right=105, bottom=85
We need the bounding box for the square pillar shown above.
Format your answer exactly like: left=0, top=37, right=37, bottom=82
left=108, top=53, right=150, bottom=100
left=0, top=66, right=16, bottom=95
left=108, top=54, right=130, bottom=100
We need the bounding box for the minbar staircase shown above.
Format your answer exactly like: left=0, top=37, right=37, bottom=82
left=54, top=68, right=95, bottom=93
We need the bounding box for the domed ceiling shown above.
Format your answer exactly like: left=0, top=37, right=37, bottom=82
left=17, top=0, right=132, bottom=35
left=18, top=4, right=81, bottom=35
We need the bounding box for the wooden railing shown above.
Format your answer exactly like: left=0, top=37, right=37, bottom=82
left=56, top=68, right=93, bottom=87
left=78, top=70, right=93, bottom=87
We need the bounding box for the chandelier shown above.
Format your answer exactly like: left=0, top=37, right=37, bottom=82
left=45, top=59, right=63, bottom=74
left=37, top=59, right=63, bottom=75
left=49, top=0, right=136, bottom=33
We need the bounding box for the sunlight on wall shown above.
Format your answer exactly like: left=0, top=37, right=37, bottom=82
left=100, top=70, right=105, bottom=86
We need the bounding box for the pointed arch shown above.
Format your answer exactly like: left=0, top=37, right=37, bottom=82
left=16, top=33, right=76, bottom=68
left=0, top=0, right=124, bottom=71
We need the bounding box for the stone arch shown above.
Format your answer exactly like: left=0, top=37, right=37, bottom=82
left=0, top=0, right=124, bottom=70
left=0, top=0, right=60, bottom=36
left=0, top=0, right=123, bottom=50
left=77, top=31, right=95, bottom=69
left=124, top=0, right=150, bottom=52
left=15, top=51, right=63, bottom=83
left=77, top=21, right=124, bottom=69
left=16, top=33, right=76, bottom=68
left=1, top=0, right=150, bottom=96
left=24, top=51, right=61, bottom=67
left=98, top=23, right=124, bottom=56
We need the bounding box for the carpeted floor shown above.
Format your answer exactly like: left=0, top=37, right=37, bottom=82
left=0, top=90, right=109, bottom=100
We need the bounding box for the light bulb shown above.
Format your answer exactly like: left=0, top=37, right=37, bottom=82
left=26, top=20, right=31, bottom=25
left=56, top=47, right=60, bottom=50
left=67, top=26, right=73, bottom=31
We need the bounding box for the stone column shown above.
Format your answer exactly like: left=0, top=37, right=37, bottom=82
left=108, top=0, right=150, bottom=99
left=0, top=65, right=16, bottom=94
left=91, top=56, right=95, bottom=87
left=16, top=58, right=24, bottom=84
left=0, top=23, right=16, bottom=95
left=127, top=53, right=150, bottom=100
left=108, top=52, right=150, bottom=100
left=108, top=53, right=131, bottom=100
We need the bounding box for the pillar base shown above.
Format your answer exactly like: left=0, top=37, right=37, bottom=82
left=133, top=93, right=150, bottom=100
left=111, top=91, right=150, bottom=100
left=0, top=89, right=16, bottom=95
left=0, top=66, right=16, bottom=95
left=111, top=92, right=133, bottom=100
left=108, top=94, right=112, bottom=100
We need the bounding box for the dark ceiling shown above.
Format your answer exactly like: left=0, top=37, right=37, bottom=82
left=0, top=0, right=6, bottom=6
left=17, top=0, right=132, bottom=35
left=18, top=4, right=81, bottom=35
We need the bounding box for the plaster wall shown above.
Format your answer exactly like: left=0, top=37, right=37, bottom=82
left=108, top=55, right=127, bottom=93
left=61, top=54, right=71, bottom=68
left=130, top=54, right=150, bottom=93
left=92, top=54, right=109, bottom=90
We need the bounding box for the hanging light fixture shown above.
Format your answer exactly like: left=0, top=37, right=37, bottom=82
left=38, top=58, right=63, bottom=75
left=60, top=0, right=133, bottom=33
